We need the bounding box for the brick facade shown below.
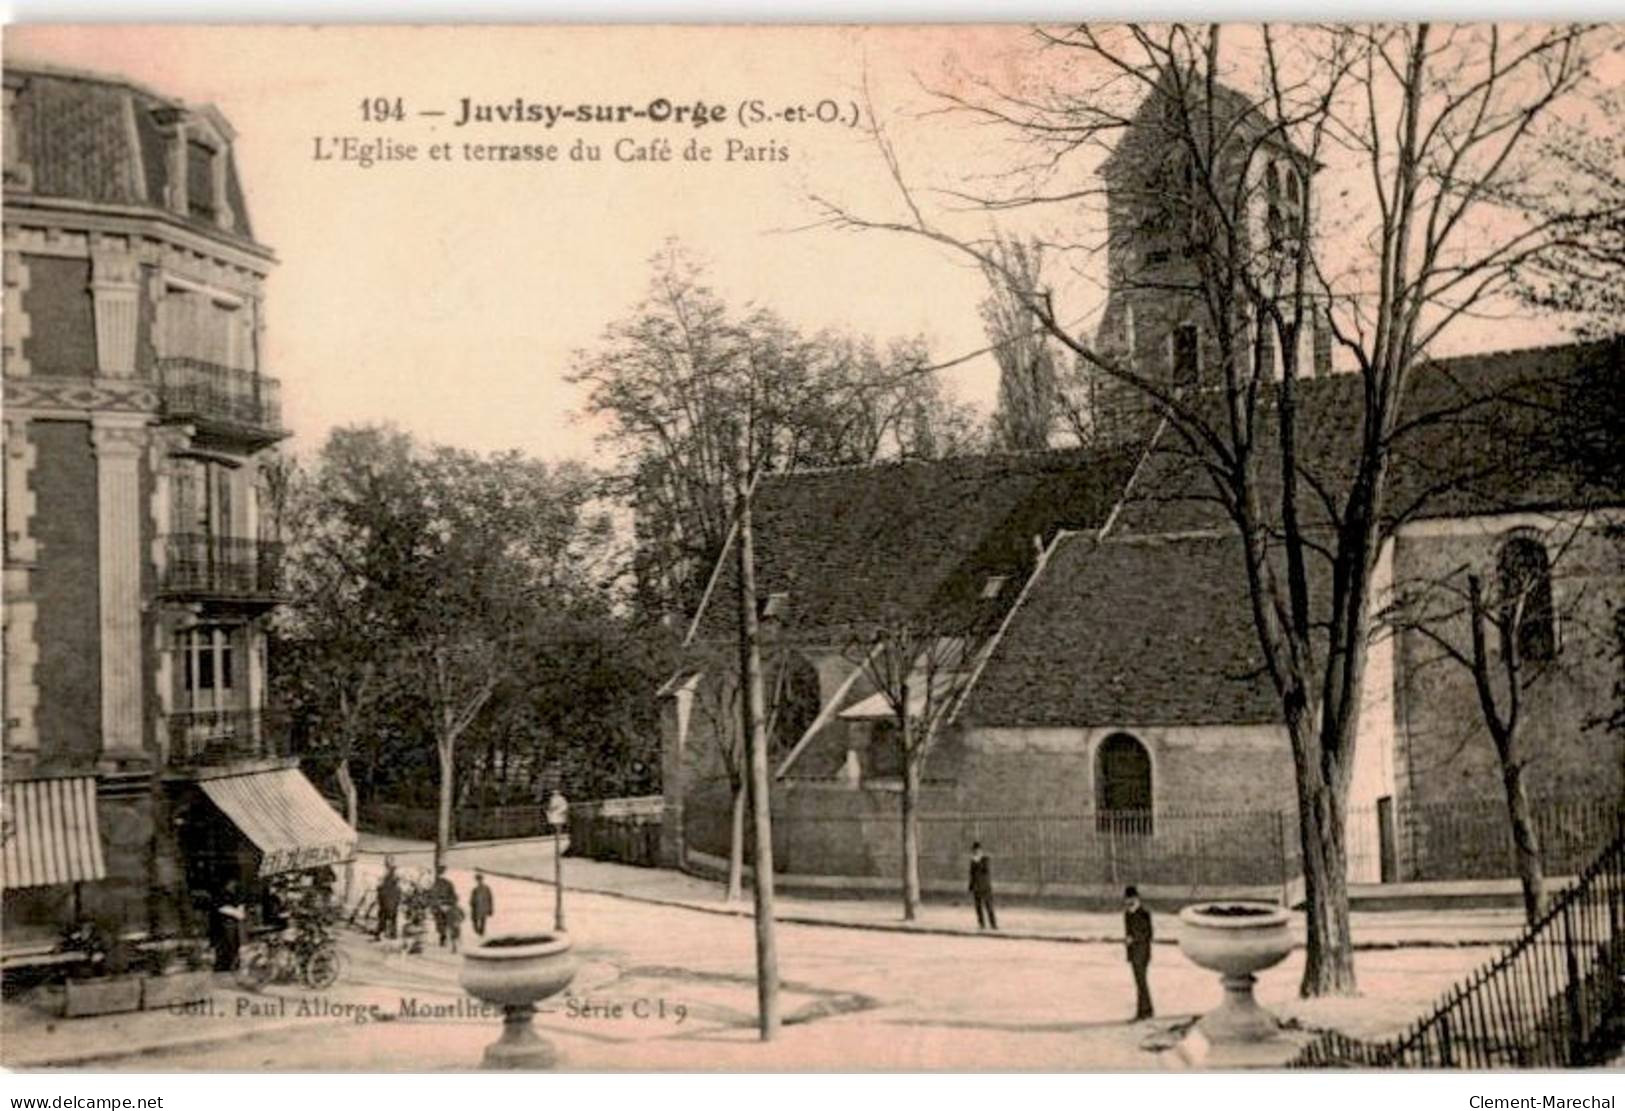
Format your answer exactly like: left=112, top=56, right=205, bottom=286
left=3, top=64, right=290, bottom=951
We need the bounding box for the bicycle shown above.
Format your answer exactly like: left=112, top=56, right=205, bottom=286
left=241, top=919, right=345, bottom=990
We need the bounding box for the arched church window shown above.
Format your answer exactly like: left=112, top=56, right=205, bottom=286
left=1498, top=535, right=1556, bottom=662
left=1096, top=732, right=1153, bottom=834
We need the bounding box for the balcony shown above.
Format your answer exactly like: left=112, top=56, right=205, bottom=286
left=162, top=533, right=285, bottom=606
left=157, top=357, right=285, bottom=446
left=167, top=708, right=292, bottom=770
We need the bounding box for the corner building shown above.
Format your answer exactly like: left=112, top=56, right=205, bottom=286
left=3, top=63, right=354, bottom=954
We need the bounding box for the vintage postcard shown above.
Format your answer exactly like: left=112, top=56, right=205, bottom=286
left=1, top=22, right=1622, bottom=1077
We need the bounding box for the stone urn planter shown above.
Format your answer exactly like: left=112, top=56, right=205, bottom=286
left=459, top=931, right=579, bottom=1069
left=1177, top=902, right=1294, bottom=1043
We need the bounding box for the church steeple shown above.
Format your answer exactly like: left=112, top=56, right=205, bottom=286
left=1090, top=71, right=1330, bottom=445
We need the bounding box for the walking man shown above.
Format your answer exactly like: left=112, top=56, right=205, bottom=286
left=470, top=870, right=495, bottom=937
left=1124, top=884, right=1154, bottom=1021
left=376, top=856, right=401, bottom=940
left=968, top=841, right=997, bottom=930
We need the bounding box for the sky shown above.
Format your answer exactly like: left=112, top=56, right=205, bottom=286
left=6, top=24, right=1602, bottom=470
left=7, top=25, right=1043, bottom=468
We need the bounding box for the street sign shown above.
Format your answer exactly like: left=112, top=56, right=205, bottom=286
left=546, top=792, right=569, bottom=828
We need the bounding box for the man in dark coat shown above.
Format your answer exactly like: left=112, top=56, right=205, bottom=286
left=376, top=856, right=401, bottom=940
left=470, top=871, right=495, bottom=937
left=968, top=841, right=997, bottom=930
left=211, top=881, right=245, bottom=972
left=430, top=864, right=458, bottom=948
left=1124, top=885, right=1154, bottom=1020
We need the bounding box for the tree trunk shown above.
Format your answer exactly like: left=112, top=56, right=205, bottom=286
left=336, top=758, right=359, bottom=905
left=436, top=740, right=455, bottom=867
left=901, top=754, right=922, bottom=921
left=1501, top=758, right=1546, bottom=924
left=734, top=450, right=779, bottom=1041
left=1295, top=771, right=1357, bottom=996
left=726, top=779, right=747, bottom=903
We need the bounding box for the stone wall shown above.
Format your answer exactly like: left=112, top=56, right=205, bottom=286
left=1391, top=514, right=1624, bottom=879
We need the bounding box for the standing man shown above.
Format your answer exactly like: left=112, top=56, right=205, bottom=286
left=376, top=856, right=401, bottom=940
left=430, top=864, right=458, bottom=949
left=968, top=841, right=997, bottom=931
left=1124, top=885, right=1154, bottom=1021
left=470, top=870, right=495, bottom=938
left=211, top=881, right=246, bottom=972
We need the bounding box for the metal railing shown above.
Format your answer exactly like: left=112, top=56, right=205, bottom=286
left=683, top=794, right=1295, bottom=889
left=1290, top=823, right=1625, bottom=1068
left=682, top=787, right=1620, bottom=893
left=162, top=533, right=283, bottom=599
left=157, top=356, right=283, bottom=433
left=167, top=708, right=292, bottom=768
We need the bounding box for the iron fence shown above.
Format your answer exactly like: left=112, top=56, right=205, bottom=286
left=1290, top=824, right=1625, bottom=1068
left=684, top=788, right=1618, bottom=894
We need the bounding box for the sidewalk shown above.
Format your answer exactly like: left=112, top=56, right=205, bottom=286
left=364, top=833, right=1532, bottom=951
left=4, top=926, right=481, bottom=1070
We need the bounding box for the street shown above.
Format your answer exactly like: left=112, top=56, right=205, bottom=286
left=80, top=850, right=1500, bottom=1071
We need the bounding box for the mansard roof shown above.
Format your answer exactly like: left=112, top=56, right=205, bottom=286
left=5, top=62, right=259, bottom=246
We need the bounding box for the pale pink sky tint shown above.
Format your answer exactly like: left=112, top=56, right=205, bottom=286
left=6, top=25, right=1592, bottom=467
left=6, top=25, right=1032, bottom=466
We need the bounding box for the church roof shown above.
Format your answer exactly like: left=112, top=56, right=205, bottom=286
left=954, top=532, right=1302, bottom=728
left=684, top=339, right=1619, bottom=744
left=686, top=445, right=1141, bottom=646
left=1113, top=340, right=1620, bottom=537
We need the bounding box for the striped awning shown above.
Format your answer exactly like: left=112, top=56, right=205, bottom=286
left=201, top=769, right=357, bottom=877
left=2, top=777, right=108, bottom=889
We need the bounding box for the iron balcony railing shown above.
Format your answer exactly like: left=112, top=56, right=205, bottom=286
left=157, top=357, right=283, bottom=435
left=162, top=533, right=284, bottom=601
left=167, top=707, right=292, bottom=769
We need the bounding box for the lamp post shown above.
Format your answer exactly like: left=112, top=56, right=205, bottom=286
left=547, top=791, right=568, bottom=932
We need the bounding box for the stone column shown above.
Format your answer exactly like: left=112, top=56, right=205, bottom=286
left=91, top=243, right=142, bottom=378
left=93, top=417, right=149, bottom=759
left=3, top=415, right=39, bottom=754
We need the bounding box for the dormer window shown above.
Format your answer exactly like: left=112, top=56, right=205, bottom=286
left=187, top=138, right=218, bottom=222
left=980, top=576, right=1008, bottom=600
left=152, top=104, right=235, bottom=232
left=760, top=591, right=790, bottom=622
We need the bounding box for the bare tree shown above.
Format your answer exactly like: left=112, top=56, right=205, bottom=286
left=688, top=648, right=803, bottom=903
left=815, top=22, right=1601, bottom=994
left=845, top=612, right=985, bottom=921
left=1387, top=520, right=1601, bottom=923
left=1514, top=84, right=1625, bottom=338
